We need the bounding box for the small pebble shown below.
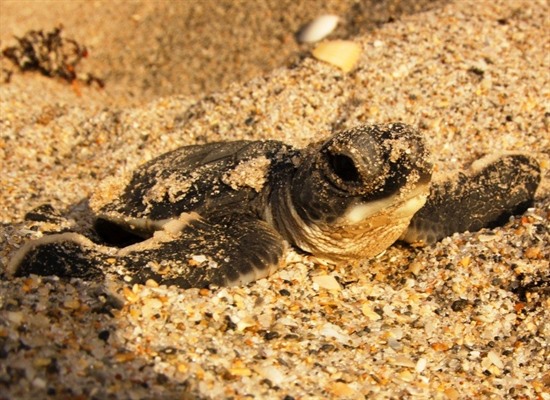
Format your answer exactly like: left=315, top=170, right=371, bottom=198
left=229, top=366, right=252, bottom=377
left=32, top=378, right=47, bottom=389
left=361, top=303, right=382, bottom=321
left=393, top=356, right=415, bottom=368
left=297, top=15, right=339, bottom=43
left=236, top=316, right=256, bottom=332
left=145, top=279, right=159, bottom=287
left=256, top=364, right=285, bottom=385
left=319, top=323, right=350, bottom=344
left=524, top=246, right=541, bottom=259
left=142, top=298, right=163, bottom=318
left=451, top=299, right=469, bottom=312
left=6, top=311, right=23, bottom=324
left=98, top=330, right=110, bottom=342
left=487, top=350, right=504, bottom=369
left=123, top=286, right=139, bottom=302
left=327, top=381, right=356, bottom=397
left=62, top=298, right=81, bottom=310
left=416, top=357, right=428, bottom=373
left=444, top=387, right=460, bottom=400
left=264, top=330, right=280, bottom=340
left=459, top=256, right=471, bottom=267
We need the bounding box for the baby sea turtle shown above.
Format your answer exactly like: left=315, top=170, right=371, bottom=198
left=8, top=123, right=541, bottom=288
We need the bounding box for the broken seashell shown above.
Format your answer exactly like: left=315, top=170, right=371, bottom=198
left=311, top=40, right=361, bottom=72
left=312, top=274, right=341, bottom=290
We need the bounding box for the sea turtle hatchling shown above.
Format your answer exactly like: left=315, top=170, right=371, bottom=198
left=8, top=123, right=541, bottom=288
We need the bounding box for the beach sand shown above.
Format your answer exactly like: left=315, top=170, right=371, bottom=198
left=0, top=0, right=548, bottom=398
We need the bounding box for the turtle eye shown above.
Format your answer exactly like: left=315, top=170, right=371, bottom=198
left=328, top=153, right=361, bottom=183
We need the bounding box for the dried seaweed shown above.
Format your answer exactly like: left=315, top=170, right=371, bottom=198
left=1, top=26, right=103, bottom=87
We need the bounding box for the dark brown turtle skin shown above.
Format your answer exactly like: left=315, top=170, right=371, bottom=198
left=8, top=123, right=541, bottom=288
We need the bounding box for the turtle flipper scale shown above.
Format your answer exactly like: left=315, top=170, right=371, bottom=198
left=10, top=215, right=286, bottom=289
left=402, top=154, right=541, bottom=244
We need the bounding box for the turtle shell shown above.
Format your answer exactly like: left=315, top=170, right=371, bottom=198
left=91, top=140, right=300, bottom=241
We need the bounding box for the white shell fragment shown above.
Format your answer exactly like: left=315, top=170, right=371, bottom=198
left=297, top=14, right=339, bottom=43
left=311, top=40, right=361, bottom=72
left=312, top=274, right=341, bottom=290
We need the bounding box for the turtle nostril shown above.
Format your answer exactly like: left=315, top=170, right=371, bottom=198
left=328, top=153, right=361, bottom=183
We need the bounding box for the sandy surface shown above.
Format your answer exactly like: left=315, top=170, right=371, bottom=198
left=0, top=0, right=446, bottom=105
left=1, top=0, right=549, bottom=399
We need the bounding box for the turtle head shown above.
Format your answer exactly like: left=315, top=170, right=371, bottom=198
left=270, top=123, right=432, bottom=261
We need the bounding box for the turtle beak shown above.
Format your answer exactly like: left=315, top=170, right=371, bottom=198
left=344, top=183, right=429, bottom=224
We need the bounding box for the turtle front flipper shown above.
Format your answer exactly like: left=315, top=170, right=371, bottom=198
left=402, top=154, right=541, bottom=244
left=9, top=214, right=287, bottom=289
left=115, top=215, right=287, bottom=288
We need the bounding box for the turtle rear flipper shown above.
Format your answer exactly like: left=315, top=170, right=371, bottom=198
left=9, top=233, right=105, bottom=280
left=402, top=154, right=541, bottom=244
left=10, top=215, right=287, bottom=289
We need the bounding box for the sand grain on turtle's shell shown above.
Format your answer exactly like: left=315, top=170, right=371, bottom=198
left=221, top=155, right=271, bottom=192
left=90, top=173, right=134, bottom=213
